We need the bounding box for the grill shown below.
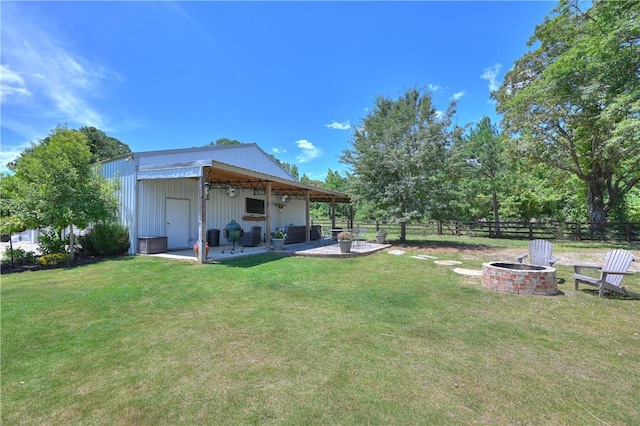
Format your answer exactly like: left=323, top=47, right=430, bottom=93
left=222, top=219, right=243, bottom=254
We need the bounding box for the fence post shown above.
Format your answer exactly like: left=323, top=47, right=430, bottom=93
left=456, top=221, right=461, bottom=237
left=437, top=220, right=442, bottom=235
left=627, top=223, right=632, bottom=243
left=576, top=223, right=581, bottom=241
left=529, top=222, right=533, bottom=240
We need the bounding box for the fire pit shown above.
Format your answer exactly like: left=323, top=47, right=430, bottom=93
left=482, top=262, right=557, bottom=296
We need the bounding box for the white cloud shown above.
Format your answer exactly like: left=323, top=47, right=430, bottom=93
left=428, top=84, right=442, bottom=92
left=451, top=91, right=465, bottom=101
left=295, top=139, right=322, bottom=163
left=481, top=63, right=502, bottom=92
left=325, top=120, right=351, bottom=130
left=272, top=147, right=287, bottom=154
left=0, top=64, right=31, bottom=101
left=1, top=4, right=121, bottom=137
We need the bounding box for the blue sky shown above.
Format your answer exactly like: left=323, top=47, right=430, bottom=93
left=1, top=1, right=555, bottom=179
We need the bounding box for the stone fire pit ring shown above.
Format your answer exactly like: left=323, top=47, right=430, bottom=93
left=482, top=262, right=557, bottom=296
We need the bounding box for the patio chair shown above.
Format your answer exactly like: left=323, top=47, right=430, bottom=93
left=354, top=227, right=367, bottom=247
left=320, top=226, right=334, bottom=246
left=573, top=249, right=638, bottom=299
left=517, top=239, right=557, bottom=267
left=239, top=226, right=262, bottom=247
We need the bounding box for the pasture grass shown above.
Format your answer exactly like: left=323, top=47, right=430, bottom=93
left=2, top=237, right=639, bottom=425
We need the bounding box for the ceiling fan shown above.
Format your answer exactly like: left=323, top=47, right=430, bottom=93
left=225, top=185, right=241, bottom=198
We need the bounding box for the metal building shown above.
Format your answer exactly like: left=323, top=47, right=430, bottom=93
left=101, top=143, right=350, bottom=262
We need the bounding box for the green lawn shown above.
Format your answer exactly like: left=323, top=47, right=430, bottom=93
left=2, top=238, right=639, bottom=425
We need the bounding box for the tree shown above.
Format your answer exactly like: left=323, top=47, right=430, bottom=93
left=12, top=128, right=120, bottom=261
left=79, top=126, right=132, bottom=163
left=494, top=0, right=640, bottom=230
left=341, top=87, right=461, bottom=242
left=208, top=138, right=242, bottom=146
left=460, top=117, right=507, bottom=235
left=0, top=174, right=28, bottom=267
left=303, top=169, right=352, bottom=221
left=6, top=124, right=132, bottom=170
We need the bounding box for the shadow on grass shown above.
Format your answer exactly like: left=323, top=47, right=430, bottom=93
left=215, top=252, right=292, bottom=268
left=579, top=287, right=639, bottom=301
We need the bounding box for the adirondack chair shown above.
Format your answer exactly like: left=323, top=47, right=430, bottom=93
left=573, top=249, right=638, bottom=299
left=517, top=239, right=557, bottom=267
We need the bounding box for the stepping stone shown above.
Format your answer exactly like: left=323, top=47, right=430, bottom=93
left=453, top=268, right=483, bottom=276
left=388, top=250, right=406, bottom=256
left=411, top=254, right=437, bottom=260
left=434, top=260, right=463, bottom=266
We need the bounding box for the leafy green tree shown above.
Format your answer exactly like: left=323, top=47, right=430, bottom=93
left=278, top=161, right=299, bottom=180
left=0, top=174, right=28, bottom=266
left=494, top=0, right=640, bottom=230
left=341, top=87, right=461, bottom=241
left=11, top=128, right=120, bottom=261
left=79, top=126, right=132, bottom=163
left=460, top=116, right=507, bottom=235
left=305, top=169, right=351, bottom=221
left=208, top=138, right=242, bottom=146
left=6, top=124, right=131, bottom=170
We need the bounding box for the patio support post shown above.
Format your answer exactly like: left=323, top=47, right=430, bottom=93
left=198, top=172, right=207, bottom=263
left=331, top=197, right=336, bottom=229
left=266, top=182, right=272, bottom=250
left=305, top=190, right=311, bottom=243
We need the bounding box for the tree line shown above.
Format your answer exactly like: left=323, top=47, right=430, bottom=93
left=334, top=0, right=640, bottom=240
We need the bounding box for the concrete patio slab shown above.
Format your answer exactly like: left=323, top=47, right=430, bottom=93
left=145, top=239, right=390, bottom=262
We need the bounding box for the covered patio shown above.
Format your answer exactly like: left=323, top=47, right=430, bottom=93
left=190, top=161, right=352, bottom=263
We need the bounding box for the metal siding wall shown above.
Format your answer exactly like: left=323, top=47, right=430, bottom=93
left=138, top=179, right=200, bottom=242
left=278, top=199, right=306, bottom=228
left=201, top=191, right=308, bottom=237
left=102, top=159, right=137, bottom=254
left=205, top=188, right=250, bottom=236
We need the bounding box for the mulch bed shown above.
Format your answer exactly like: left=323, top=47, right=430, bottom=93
left=1, top=254, right=112, bottom=274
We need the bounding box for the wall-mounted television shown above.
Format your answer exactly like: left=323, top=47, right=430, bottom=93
left=245, top=197, right=265, bottom=215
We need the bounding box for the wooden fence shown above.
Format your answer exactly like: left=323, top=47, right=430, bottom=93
left=311, top=219, right=640, bottom=243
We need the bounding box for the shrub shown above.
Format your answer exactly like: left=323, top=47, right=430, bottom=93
left=37, top=253, right=70, bottom=267
left=38, top=229, right=67, bottom=255
left=78, top=223, right=130, bottom=256
left=2, top=248, right=36, bottom=266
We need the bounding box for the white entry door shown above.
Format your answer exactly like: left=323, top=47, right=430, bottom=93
left=165, top=198, right=190, bottom=249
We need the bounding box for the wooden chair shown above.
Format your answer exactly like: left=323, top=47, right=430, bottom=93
left=517, top=239, right=557, bottom=266
left=573, top=249, right=638, bottom=299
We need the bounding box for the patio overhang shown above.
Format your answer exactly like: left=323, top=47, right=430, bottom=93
left=204, top=161, right=351, bottom=203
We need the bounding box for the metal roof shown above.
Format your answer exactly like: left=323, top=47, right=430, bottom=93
left=109, top=144, right=351, bottom=203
